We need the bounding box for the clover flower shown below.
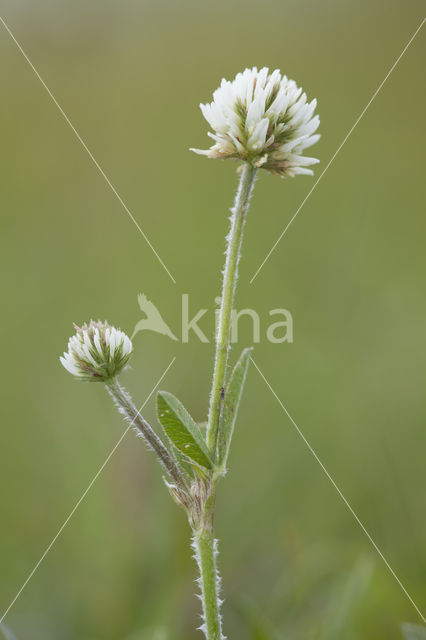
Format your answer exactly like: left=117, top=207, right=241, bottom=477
left=191, top=66, right=320, bottom=177
left=60, top=320, right=132, bottom=381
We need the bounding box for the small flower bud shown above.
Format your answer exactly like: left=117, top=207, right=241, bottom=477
left=60, top=320, right=132, bottom=381
left=191, top=66, right=320, bottom=178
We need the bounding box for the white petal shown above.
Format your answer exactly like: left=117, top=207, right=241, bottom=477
left=297, top=133, right=321, bottom=150
left=190, top=147, right=212, bottom=156
left=246, top=94, right=266, bottom=134
left=291, top=167, right=314, bottom=176
left=109, top=328, right=117, bottom=354
left=123, top=336, right=132, bottom=354
left=60, top=354, right=80, bottom=376
left=94, top=330, right=102, bottom=355
left=298, top=115, right=320, bottom=137
left=82, top=344, right=97, bottom=366
left=248, top=118, right=269, bottom=151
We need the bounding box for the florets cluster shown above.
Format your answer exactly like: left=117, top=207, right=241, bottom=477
left=60, top=320, right=132, bottom=381
left=191, top=66, right=320, bottom=177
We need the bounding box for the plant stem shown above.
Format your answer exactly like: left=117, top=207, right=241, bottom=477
left=192, top=495, right=223, bottom=640
left=206, top=163, right=257, bottom=456
left=196, top=163, right=256, bottom=639
left=105, top=377, right=187, bottom=490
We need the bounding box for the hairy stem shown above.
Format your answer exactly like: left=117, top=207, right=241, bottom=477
left=196, top=163, right=257, bottom=639
left=192, top=494, right=223, bottom=640
left=106, top=378, right=187, bottom=490
left=206, top=163, right=257, bottom=456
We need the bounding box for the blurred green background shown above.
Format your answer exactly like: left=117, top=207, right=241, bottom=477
left=1, top=1, right=425, bottom=638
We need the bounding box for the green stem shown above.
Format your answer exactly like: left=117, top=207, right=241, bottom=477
left=193, top=513, right=222, bottom=640
left=105, top=378, right=187, bottom=490
left=206, top=163, right=257, bottom=456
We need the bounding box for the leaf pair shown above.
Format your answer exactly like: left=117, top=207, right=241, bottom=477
left=156, top=347, right=252, bottom=474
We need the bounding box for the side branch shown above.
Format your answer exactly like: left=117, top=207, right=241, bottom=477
left=106, top=378, right=188, bottom=490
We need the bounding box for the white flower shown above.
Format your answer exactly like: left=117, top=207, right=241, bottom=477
left=60, top=320, right=132, bottom=381
left=191, top=66, right=320, bottom=177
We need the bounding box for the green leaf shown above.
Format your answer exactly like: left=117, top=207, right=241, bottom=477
left=172, top=447, right=195, bottom=479
left=0, top=623, right=18, bottom=640
left=218, top=347, right=252, bottom=467
left=157, top=391, right=213, bottom=469
left=401, top=623, right=426, bottom=640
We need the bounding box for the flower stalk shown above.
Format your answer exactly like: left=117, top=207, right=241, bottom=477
left=105, top=378, right=188, bottom=491
left=206, top=163, right=257, bottom=456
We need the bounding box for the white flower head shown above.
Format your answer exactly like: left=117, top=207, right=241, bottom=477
left=191, top=66, right=320, bottom=177
left=60, top=320, right=133, bottom=382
